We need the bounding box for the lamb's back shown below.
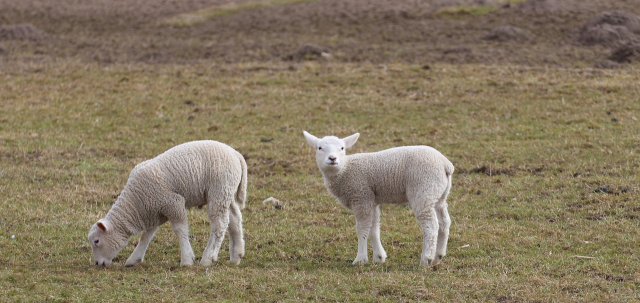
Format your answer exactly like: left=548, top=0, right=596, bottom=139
left=129, top=141, right=242, bottom=207
left=338, top=146, right=451, bottom=205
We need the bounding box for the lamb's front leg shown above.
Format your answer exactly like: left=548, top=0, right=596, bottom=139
left=352, top=204, right=374, bottom=265
left=125, top=226, right=160, bottom=267
left=369, top=205, right=387, bottom=264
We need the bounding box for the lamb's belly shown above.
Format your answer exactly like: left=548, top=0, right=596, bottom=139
left=374, top=192, right=408, bottom=205
left=182, top=192, right=208, bottom=208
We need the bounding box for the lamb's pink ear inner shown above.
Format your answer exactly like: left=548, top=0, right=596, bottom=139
left=342, top=133, right=360, bottom=149
left=97, top=219, right=111, bottom=232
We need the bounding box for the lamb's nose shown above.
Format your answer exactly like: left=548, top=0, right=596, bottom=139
left=328, top=156, right=336, bottom=161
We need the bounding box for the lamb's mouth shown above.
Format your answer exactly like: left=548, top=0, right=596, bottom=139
left=326, top=162, right=338, bottom=166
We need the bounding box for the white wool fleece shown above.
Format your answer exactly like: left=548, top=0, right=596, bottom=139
left=88, top=140, right=247, bottom=267
left=303, top=131, right=454, bottom=267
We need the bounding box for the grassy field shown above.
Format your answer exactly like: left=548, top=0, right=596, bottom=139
left=0, top=60, right=639, bottom=302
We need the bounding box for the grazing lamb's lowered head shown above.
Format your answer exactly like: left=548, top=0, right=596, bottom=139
left=88, top=140, right=247, bottom=267
left=303, top=131, right=454, bottom=267
left=88, top=219, right=129, bottom=267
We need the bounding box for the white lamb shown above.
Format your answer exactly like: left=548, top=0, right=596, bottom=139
left=87, top=140, right=247, bottom=267
left=303, top=131, right=454, bottom=267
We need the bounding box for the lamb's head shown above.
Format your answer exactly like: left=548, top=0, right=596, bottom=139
left=88, top=219, right=129, bottom=267
left=303, top=131, right=359, bottom=173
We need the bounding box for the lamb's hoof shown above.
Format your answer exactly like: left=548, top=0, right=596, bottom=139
left=181, top=256, right=196, bottom=267
left=230, top=254, right=243, bottom=265
left=419, top=258, right=433, bottom=267
left=352, top=258, right=368, bottom=265
left=125, top=258, right=142, bottom=267
left=372, top=254, right=387, bottom=264
left=431, top=255, right=444, bottom=266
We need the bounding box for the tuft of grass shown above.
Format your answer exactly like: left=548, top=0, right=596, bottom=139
left=162, top=0, right=318, bottom=27
left=1, top=60, right=639, bottom=301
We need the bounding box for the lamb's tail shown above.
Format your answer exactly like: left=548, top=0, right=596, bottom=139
left=440, top=160, right=454, bottom=204
left=235, top=151, right=248, bottom=209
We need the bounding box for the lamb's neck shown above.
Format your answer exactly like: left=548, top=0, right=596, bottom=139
left=106, top=197, right=145, bottom=237
left=320, top=166, right=345, bottom=191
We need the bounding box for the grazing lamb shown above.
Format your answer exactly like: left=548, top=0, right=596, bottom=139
left=303, top=131, right=454, bottom=267
left=88, top=140, right=247, bottom=267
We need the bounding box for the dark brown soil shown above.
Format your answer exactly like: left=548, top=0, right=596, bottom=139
left=609, top=42, right=640, bottom=63
left=578, top=11, right=640, bottom=47
left=1, top=0, right=639, bottom=67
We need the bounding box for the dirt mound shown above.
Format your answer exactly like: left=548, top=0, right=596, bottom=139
left=578, top=11, right=640, bottom=47
left=609, top=42, right=640, bottom=63
left=482, top=26, right=531, bottom=42
left=0, top=24, right=47, bottom=40
left=284, top=45, right=330, bottom=61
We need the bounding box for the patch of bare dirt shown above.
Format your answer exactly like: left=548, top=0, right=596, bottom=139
left=578, top=11, right=640, bottom=47
left=609, top=42, right=640, bottom=63
left=0, top=0, right=639, bottom=67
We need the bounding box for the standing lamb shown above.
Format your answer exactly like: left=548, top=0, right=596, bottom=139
left=303, top=131, right=454, bottom=267
left=88, top=140, right=247, bottom=267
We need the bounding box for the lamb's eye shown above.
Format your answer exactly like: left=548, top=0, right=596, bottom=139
left=94, top=239, right=99, bottom=245
left=341, top=147, right=344, bottom=150
left=318, top=147, right=323, bottom=151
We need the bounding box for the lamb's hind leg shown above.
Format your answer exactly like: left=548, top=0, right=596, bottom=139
left=410, top=196, right=439, bottom=267
left=432, top=201, right=451, bottom=266
left=433, top=174, right=452, bottom=266
left=227, top=201, right=245, bottom=265
left=163, top=194, right=196, bottom=267
left=370, top=205, right=387, bottom=264
left=200, top=194, right=231, bottom=266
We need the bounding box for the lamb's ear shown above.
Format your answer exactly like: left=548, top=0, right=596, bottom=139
left=342, top=133, right=360, bottom=149
left=303, top=131, right=319, bottom=149
left=96, top=219, right=111, bottom=232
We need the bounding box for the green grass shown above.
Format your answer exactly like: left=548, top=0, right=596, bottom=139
left=162, top=0, right=318, bottom=27
left=1, top=60, right=639, bottom=301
